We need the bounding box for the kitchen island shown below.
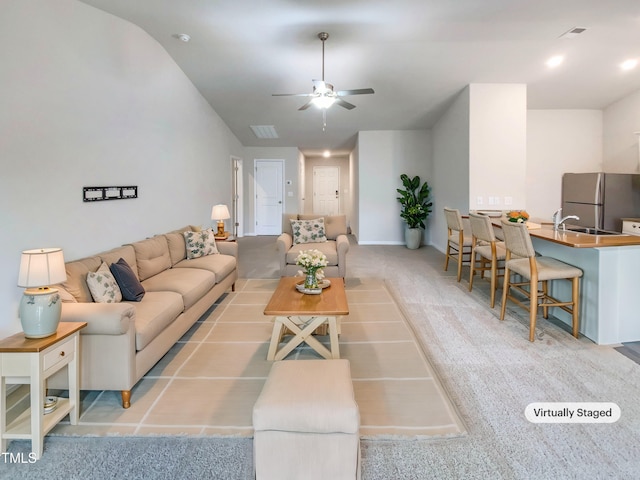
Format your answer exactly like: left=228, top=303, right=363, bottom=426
left=515, top=224, right=640, bottom=345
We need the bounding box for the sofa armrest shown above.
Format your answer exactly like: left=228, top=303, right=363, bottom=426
left=217, top=241, right=238, bottom=258
left=276, top=233, right=293, bottom=275
left=60, top=302, right=135, bottom=335
left=336, top=234, right=350, bottom=278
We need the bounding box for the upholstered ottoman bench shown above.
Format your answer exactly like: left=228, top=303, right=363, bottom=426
left=252, top=359, right=361, bottom=480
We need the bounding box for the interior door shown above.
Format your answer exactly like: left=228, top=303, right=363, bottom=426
left=313, top=166, right=340, bottom=215
left=255, top=159, right=283, bottom=235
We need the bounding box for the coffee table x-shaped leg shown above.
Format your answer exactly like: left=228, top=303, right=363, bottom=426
left=267, top=315, right=340, bottom=361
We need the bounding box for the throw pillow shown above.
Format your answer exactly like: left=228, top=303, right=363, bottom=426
left=183, top=228, right=219, bottom=259
left=86, top=262, right=122, bottom=303
left=290, top=218, right=327, bottom=245
left=109, top=258, right=145, bottom=302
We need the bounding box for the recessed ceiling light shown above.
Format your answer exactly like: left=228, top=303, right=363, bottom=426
left=323, top=150, right=331, bottom=158
left=175, top=33, right=191, bottom=42
left=546, top=55, right=564, bottom=68
left=620, top=59, right=638, bottom=71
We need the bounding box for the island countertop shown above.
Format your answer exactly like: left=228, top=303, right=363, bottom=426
left=492, top=220, right=640, bottom=248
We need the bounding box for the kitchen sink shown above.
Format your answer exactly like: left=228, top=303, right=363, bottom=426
left=564, top=226, right=624, bottom=236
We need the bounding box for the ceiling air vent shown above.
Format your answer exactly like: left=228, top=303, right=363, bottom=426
left=250, top=125, right=278, bottom=139
left=559, top=27, right=587, bottom=39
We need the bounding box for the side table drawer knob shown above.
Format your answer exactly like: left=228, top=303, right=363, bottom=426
left=60, top=351, right=65, bottom=357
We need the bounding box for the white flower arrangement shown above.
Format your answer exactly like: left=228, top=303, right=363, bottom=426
left=295, top=249, right=327, bottom=280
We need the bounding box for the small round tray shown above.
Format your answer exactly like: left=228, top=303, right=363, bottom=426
left=44, top=396, right=58, bottom=415
left=295, top=279, right=331, bottom=294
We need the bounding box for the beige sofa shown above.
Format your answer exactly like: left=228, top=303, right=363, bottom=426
left=277, top=214, right=349, bottom=278
left=49, top=226, right=237, bottom=408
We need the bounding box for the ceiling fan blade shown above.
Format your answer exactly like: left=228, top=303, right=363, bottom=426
left=335, top=98, right=356, bottom=110
left=298, top=100, right=315, bottom=111
left=336, top=88, right=375, bottom=96
left=272, top=93, right=314, bottom=97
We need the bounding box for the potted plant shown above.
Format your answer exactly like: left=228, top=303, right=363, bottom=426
left=396, top=174, right=433, bottom=249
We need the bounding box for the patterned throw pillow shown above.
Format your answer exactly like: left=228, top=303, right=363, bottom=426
left=290, top=218, right=327, bottom=245
left=183, top=228, right=219, bottom=259
left=86, top=262, right=122, bottom=303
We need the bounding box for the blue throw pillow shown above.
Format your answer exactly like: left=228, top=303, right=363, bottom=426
left=109, top=258, right=145, bottom=302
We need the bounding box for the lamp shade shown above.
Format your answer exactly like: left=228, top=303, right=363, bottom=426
left=211, top=204, right=231, bottom=221
left=18, top=248, right=67, bottom=288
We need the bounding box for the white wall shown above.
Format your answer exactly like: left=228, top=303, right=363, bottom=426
left=469, top=84, right=527, bottom=212
left=243, top=146, right=301, bottom=234
left=356, top=130, right=431, bottom=245
left=431, top=88, right=471, bottom=252
left=0, top=0, right=244, bottom=337
left=527, top=110, right=603, bottom=220
left=603, top=88, right=640, bottom=173
left=350, top=145, right=360, bottom=238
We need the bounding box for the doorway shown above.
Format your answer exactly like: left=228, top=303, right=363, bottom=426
left=313, top=165, right=340, bottom=215
left=254, top=159, right=284, bottom=235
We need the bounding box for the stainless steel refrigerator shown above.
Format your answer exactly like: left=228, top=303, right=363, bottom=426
left=561, top=172, right=640, bottom=231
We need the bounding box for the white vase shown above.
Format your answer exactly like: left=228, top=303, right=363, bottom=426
left=405, top=228, right=422, bottom=249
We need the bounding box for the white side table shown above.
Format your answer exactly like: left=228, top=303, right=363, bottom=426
left=0, top=322, right=86, bottom=459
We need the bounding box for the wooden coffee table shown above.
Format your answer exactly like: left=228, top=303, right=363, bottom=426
left=264, top=277, right=349, bottom=361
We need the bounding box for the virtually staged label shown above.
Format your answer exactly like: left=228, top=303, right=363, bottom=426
left=525, top=402, right=620, bottom=423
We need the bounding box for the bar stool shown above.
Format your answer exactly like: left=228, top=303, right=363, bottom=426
left=468, top=213, right=507, bottom=308
left=443, top=208, right=473, bottom=282
left=499, top=220, right=583, bottom=342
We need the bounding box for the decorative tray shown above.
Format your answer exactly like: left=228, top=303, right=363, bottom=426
left=296, top=279, right=331, bottom=294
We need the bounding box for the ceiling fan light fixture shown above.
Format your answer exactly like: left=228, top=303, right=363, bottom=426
left=312, top=96, right=336, bottom=109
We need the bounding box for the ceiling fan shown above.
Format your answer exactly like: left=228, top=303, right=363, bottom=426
left=272, top=32, right=375, bottom=111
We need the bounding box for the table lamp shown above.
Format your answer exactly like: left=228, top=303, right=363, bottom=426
left=211, top=204, right=231, bottom=238
left=18, top=248, right=67, bottom=338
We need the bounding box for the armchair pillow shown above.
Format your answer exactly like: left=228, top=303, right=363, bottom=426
left=291, top=218, right=327, bottom=245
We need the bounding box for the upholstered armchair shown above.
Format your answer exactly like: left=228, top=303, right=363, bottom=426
left=276, top=214, right=350, bottom=278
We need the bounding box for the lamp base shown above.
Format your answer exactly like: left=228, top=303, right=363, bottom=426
left=19, top=288, right=62, bottom=338
left=216, top=221, right=226, bottom=237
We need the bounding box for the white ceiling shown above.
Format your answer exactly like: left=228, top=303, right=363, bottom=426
left=80, top=0, right=640, bottom=156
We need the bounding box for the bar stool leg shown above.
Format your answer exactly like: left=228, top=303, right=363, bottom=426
left=489, top=257, right=497, bottom=308
left=529, top=275, right=538, bottom=342
left=572, top=277, right=580, bottom=338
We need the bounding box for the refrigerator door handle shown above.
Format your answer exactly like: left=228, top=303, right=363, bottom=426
left=595, top=173, right=604, bottom=205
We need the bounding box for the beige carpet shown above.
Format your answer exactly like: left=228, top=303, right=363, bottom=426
left=49, top=278, right=466, bottom=439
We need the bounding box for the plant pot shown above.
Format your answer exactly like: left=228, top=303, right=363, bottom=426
left=405, top=227, right=422, bottom=249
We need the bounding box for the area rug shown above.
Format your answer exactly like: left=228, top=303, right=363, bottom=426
left=48, top=278, right=466, bottom=439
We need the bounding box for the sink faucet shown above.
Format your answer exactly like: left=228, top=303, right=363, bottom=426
left=552, top=208, right=580, bottom=231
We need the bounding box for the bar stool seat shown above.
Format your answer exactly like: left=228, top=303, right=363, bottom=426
left=443, top=208, right=473, bottom=282
left=499, top=220, right=583, bottom=342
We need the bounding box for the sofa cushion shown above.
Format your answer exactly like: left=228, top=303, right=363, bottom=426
left=184, top=228, right=219, bottom=259
left=173, top=254, right=237, bottom=282
left=61, top=255, right=102, bottom=303
left=291, top=218, right=327, bottom=245
left=141, top=268, right=216, bottom=310
left=99, top=245, right=138, bottom=279
left=297, top=214, right=347, bottom=240
left=286, top=240, right=338, bottom=266
left=165, top=232, right=187, bottom=266
left=282, top=213, right=299, bottom=236
left=324, top=215, right=347, bottom=240
left=127, top=291, right=184, bottom=351
left=131, top=236, right=172, bottom=281
left=110, top=258, right=145, bottom=302
left=87, top=262, right=122, bottom=303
